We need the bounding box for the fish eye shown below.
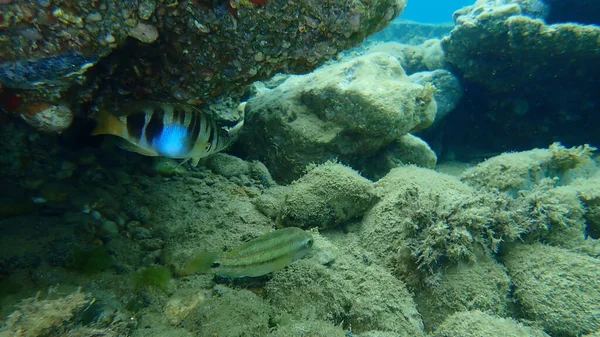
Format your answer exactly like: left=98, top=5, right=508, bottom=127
left=205, top=143, right=211, bottom=151
left=211, top=261, right=220, bottom=268
left=306, top=239, right=314, bottom=247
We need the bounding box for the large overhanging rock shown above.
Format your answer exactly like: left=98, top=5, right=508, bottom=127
left=442, top=1, right=600, bottom=93
left=0, top=0, right=405, bottom=104
left=236, top=52, right=437, bottom=182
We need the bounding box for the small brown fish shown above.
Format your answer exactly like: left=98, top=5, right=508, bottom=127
left=92, top=101, right=244, bottom=166
left=182, top=227, right=313, bottom=278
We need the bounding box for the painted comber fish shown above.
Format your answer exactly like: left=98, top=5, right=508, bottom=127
left=182, top=227, right=314, bottom=278
left=92, top=101, right=244, bottom=166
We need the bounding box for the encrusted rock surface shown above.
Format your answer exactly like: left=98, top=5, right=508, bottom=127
left=0, top=0, right=405, bottom=107
left=235, top=52, right=437, bottom=182
left=442, top=1, right=600, bottom=93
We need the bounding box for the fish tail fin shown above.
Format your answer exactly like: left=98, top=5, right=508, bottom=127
left=92, top=109, right=126, bottom=137
left=180, top=252, right=219, bottom=276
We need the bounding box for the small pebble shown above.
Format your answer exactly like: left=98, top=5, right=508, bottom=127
left=91, top=210, right=102, bottom=221
left=101, top=220, right=119, bottom=234
left=105, top=34, right=116, bottom=43
left=86, top=12, right=102, bottom=22
left=130, top=226, right=152, bottom=240
left=254, top=52, right=265, bottom=62
left=128, top=22, right=159, bottom=43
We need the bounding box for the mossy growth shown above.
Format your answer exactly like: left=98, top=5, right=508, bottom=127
left=132, top=265, right=172, bottom=291
left=65, top=246, right=114, bottom=275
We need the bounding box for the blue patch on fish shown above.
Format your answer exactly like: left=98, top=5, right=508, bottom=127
left=152, top=124, right=189, bottom=157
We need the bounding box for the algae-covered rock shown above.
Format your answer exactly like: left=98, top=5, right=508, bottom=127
left=571, top=177, right=600, bottom=238
left=517, top=181, right=588, bottom=250
left=442, top=1, right=600, bottom=93
left=358, top=134, right=437, bottom=180
left=502, top=243, right=600, bottom=336
left=413, top=254, right=511, bottom=331
left=390, top=133, right=437, bottom=168
left=432, top=310, right=550, bottom=337
left=265, top=235, right=425, bottom=336
left=163, top=288, right=208, bottom=326
left=360, top=166, right=510, bottom=277
left=267, top=320, right=346, bottom=337
left=0, top=0, right=405, bottom=105
left=0, top=287, right=133, bottom=337
left=256, top=162, right=377, bottom=229
left=179, top=288, right=273, bottom=337
left=461, top=143, right=596, bottom=195
left=237, top=52, right=437, bottom=182
left=364, top=40, right=448, bottom=75
left=409, top=69, right=462, bottom=122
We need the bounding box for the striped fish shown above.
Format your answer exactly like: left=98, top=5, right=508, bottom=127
left=182, top=227, right=314, bottom=278
left=92, top=101, right=244, bottom=166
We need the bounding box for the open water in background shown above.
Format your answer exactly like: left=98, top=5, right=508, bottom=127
left=399, top=0, right=474, bottom=23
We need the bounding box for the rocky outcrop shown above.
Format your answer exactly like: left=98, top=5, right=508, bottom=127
left=235, top=52, right=437, bottom=182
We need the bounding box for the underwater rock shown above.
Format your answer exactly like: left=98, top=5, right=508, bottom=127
left=364, top=39, right=448, bottom=75
left=15, top=102, right=73, bottom=134
left=409, top=69, right=462, bottom=122
left=0, top=52, right=98, bottom=89
left=515, top=181, right=589, bottom=251
left=431, top=310, right=550, bottom=337
left=265, top=236, right=425, bottom=336
left=267, top=320, right=346, bottom=337
left=127, top=22, right=158, bottom=44
left=413, top=253, right=511, bottom=331
left=359, top=165, right=523, bottom=281
left=255, top=162, right=376, bottom=229
left=1, top=0, right=404, bottom=114
left=237, top=52, right=437, bottom=182
left=461, top=143, right=596, bottom=196
left=0, top=288, right=95, bottom=337
left=87, top=0, right=406, bottom=106
left=356, top=133, right=437, bottom=181
left=442, top=1, right=600, bottom=93
left=390, top=133, right=437, bottom=168
left=571, top=177, right=600, bottom=239
left=368, top=20, right=454, bottom=45
left=206, top=153, right=251, bottom=179
left=164, top=288, right=207, bottom=326
left=502, top=243, right=600, bottom=336
left=178, top=288, right=273, bottom=336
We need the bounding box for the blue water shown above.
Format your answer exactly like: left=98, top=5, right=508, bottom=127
left=399, top=0, right=475, bottom=23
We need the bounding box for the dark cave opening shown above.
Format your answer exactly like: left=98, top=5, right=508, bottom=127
left=544, top=0, right=600, bottom=25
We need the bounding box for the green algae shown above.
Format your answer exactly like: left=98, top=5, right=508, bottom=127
left=132, top=265, right=172, bottom=291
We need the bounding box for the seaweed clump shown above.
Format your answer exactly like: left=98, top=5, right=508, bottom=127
left=0, top=288, right=93, bottom=337
left=132, top=265, right=172, bottom=292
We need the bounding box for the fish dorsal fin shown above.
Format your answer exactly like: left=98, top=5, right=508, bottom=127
left=92, top=109, right=126, bottom=137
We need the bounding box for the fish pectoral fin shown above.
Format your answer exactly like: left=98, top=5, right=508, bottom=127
left=191, top=157, right=201, bottom=167
left=118, top=140, right=159, bottom=157
left=272, top=255, right=295, bottom=273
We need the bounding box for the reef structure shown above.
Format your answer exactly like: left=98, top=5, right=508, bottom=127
left=0, top=0, right=406, bottom=123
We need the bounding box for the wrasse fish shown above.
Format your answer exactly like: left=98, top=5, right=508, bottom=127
left=182, top=227, right=313, bottom=278
left=92, top=101, right=244, bottom=166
